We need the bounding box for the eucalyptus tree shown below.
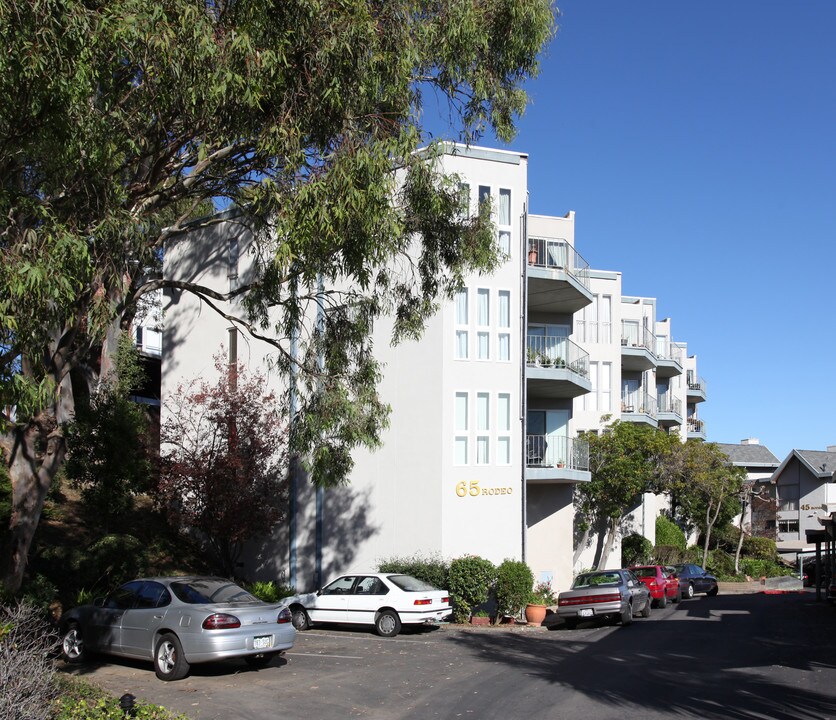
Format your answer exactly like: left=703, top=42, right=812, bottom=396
left=0, top=0, right=555, bottom=592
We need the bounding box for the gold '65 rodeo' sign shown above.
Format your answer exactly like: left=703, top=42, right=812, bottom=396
left=455, top=480, right=513, bottom=497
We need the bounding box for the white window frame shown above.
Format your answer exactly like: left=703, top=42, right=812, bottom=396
left=497, top=393, right=511, bottom=465
left=498, top=188, right=512, bottom=256
left=476, top=287, right=490, bottom=360
left=476, top=392, right=490, bottom=465
left=454, top=288, right=469, bottom=360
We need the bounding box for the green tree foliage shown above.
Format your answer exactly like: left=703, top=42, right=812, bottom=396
left=448, top=555, right=496, bottom=623
left=0, top=0, right=555, bottom=593
left=621, top=533, right=653, bottom=567
left=64, top=336, right=152, bottom=531
left=376, top=554, right=450, bottom=591
left=666, top=441, right=746, bottom=568
left=575, top=421, right=680, bottom=569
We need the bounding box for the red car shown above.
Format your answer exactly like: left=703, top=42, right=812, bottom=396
left=628, top=565, right=681, bottom=608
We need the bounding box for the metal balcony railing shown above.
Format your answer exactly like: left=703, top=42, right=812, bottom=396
left=525, top=335, right=589, bottom=378
left=688, top=376, right=707, bottom=393
left=687, top=418, right=706, bottom=434
left=655, top=340, right=683, bottom=365
left=621, top=390, right=657, bottom=418
left=526, top=434, right=589, bottom=471
left=657, top=395, right=682, bottom=416
left=621, top=321, right=657, bottom=354
left=527, top=237, right=590, bottom=291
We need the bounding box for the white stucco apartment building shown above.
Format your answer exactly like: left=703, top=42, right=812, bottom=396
left=161, top=144, right=708, bottom=593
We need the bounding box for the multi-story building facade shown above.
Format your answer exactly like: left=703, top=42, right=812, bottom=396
left=162, top=144, right=707, bottom=593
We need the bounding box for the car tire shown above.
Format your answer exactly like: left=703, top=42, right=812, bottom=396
left=154, top=633, right=190, bottom=681
left=620, top=603, right=633, bottom=626
left=563, top=618, right=578, bottom=630
left=61, top=622, right=87, bottom=664
left=641, top=598, right=652, bottom=618
left=656, top=593, right=667, bottom=609
left=291, top=606, right=311, bottom=631
left=707, top=585, right=719, bottom=597
left=375, top=610, right=402, bottom=638
left=684, top=582, right=695, bottom=599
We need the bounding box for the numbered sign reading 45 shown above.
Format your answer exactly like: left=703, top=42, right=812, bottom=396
left=455, top=481, right=513, bottom=497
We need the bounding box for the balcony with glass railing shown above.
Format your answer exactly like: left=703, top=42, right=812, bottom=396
left=687, top=376, right=707, bottom=403
left=654, top=339, right=683, bottom=377
left=621, top=321, right=657, bottom=371
left=526, top=237, right=593, bottom=314
left=656, top=395, right=683, bottom=427
left=687, top=417, right=706, bottom=439
left=525, top=334, right=591, bottom=399
left=621, top=389, right=658, bottom=427
left=525, top=434, right=590, bottom=484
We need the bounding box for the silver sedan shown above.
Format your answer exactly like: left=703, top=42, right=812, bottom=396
left=557, top=569, right=652, bottom=628
left=60, top=576, right=295, bottom=681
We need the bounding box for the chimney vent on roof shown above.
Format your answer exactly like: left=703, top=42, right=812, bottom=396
left=741, top=438, right=760, bottom=445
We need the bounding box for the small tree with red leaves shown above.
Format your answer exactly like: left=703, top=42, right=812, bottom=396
left=159, top=355, right=287, bottom=576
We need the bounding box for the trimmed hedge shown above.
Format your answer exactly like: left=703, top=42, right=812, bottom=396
left=655, top=515, right=686, bottom=551
left=448, top=555, right=496, bottom=623
left=741, top=536, right=778, bottom=561
left=622, top=533, right=653, bottom=567
left=494, top=559, right=533, bottom=619
left=376, top=554, right=450, bottom=591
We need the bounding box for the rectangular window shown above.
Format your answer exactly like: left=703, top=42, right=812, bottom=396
left=459, top=182, right=470, bottom=217
left=456, top=331, right=469, bottom=359
left=778, top=519, right=799, bottom=534
left=498, top=230, right=511, bottom=255
left=498, top=189, right=511, bottom=225
left=455, top=288, right=469, bottom=324
left=476, top=436, right=489, bottom=465
left=477, top=331, right=490, bottom=360
left=601, top=362, right=612, bottom=412
left=586, top=362, right=598, bottom=411
left=454, top=437, right=468, bottom=465
left=497, top=393, right=511, bottom=431
left=498, top=333, right=510, bottom=361
left=497, top=437, right=510, bottom=465
left=478, top=185, right=491, bottom=208
left=477, top=288, right=490, bottom=326
left=477, top=393, right=490, bottom=431
left=455, top=288, right=469, bottom=360
left=777, top=484, right=799, bottom=512
left=601, top=296, right=612, bottom=343
left=498, top=291, right=510, bottom=327
left=455, top=392, right=468, bottom=431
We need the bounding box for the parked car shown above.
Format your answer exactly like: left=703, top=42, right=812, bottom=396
left=671, top=563, right=719, bottom=598
left=60, top=576, right=295, bottom=681
left=284, top=573, right=451, bottom=637
left=629, top=565, right=681, bottom=607
left=557, top=569, right=652, bottom=629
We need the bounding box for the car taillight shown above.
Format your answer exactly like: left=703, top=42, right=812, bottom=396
left=442, top=596, right=449, bottom=604
left=648, top=581, right=657, bottom=588
left=414, top=599, right=431, bottom=606
left=202, top=613, right=241, bottom=630
left=277, top=607, right=292, bottom=624
left=558, top=593, right=620, bottom=606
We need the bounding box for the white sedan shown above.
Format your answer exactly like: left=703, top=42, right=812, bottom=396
left=284, top=573, right=451, bottom=637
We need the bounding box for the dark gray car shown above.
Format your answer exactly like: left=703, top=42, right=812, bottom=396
left=671, top=563, right=719, bottom=598
left=557, top=569, right=652, bottom=628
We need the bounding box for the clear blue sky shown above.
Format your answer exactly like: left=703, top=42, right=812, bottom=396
left=442, top=1, right=836, bottom=461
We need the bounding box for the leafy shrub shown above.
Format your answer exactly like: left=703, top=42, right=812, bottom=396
left=621, top=533, right=653, bottom=567
left=0, top=603, right=58, bottom=720
left=377, top=554, right=450, bottom=591
left=17, top=574, right=59, bottom=614
left=655, top=515, right=686, bottom=551
left=705, top=549, right=735, bottom=577
left=529, top=580, right=555, bottom=605
left=494, top=559, right=533, bottom=618
left=448, top=555, right=496, bottom=623
left=684, top=545, right=703, bottom=564
left=742, top=536, right=778, bottom=560
left=53, top=698, right=188, bottom=719
left=653, top=545, right=683, bottom=565
left=245, top=580, right=296, bottom=603
left=740, top=558, right=794, bottom=579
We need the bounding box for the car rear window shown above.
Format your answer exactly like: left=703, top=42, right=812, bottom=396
left=631, top=567, right=657, bottom=577
left=386, top=575, right=439, bottom=592
left=572, top=572, right=621, bottom=588
left=169, top=578, right=259, bottom=604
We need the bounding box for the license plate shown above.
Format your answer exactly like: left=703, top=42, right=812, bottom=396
left=253, top=635, right=272, bottom=650
left=578, top=608, right=594, bottom=618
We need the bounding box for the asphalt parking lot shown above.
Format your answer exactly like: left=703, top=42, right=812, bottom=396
left=60, top=592, right=836, bottom=720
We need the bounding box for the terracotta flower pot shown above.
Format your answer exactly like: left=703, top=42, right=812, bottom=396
left=470, top=615, right=491, bottom=626
left=525, top=603, right=547, bottom=625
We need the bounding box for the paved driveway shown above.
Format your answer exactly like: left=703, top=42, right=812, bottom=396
left=59, top=592, right=836, bottom=720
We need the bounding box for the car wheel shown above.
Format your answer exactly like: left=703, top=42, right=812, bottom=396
left=61, top=623, right=87, bottom=664
left=291, top=606, right=310, bottom=631
left=563, top=618, right=578, bottom=630
left=707, top=585, right=719, bottom=597
left=684, top=582, right=695, bottom=599
left=641, top=598, right=652, bottom=618
left=656, top=593, right=667, bottom=609
left=154, top=633, right=190, bottom=681
left=375, top=610, right=402, bottom=638
left=245, top=652, right=279, bottom=668
left=620, top=603, right=633, bottom=626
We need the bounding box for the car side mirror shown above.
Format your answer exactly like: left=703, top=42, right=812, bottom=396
left=316, top=589, right=323, bottom=596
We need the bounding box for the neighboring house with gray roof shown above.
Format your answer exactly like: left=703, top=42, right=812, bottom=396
left=718, top=439, right=781, bottom=537
left=761, top=446, right=836, bottom=556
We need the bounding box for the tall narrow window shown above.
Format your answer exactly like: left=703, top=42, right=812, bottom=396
left=459, top=182, right=470, bottom=218
left=476, top=392, right=489, bottom=464
left=455, top=288, right=469, bottom=360
left=498, top=290, right=511, bottom=361
left=454, top=392, right=468, bottom=465
left=586, top=362, right=598, bottom=411
left=498, top=188, right=511, bottom=255
left=600, top=296, right=612, bottom=343
left=476, top=288, right=490, bottom=360
left=478, top=185, right=491, bottom=208
left=497, top=393, right=511, bottom=465
left=228, top=327, right=239, bottom=390
left=601, top=362, right=612, bottom=412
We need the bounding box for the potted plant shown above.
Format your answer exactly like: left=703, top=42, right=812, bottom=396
left=525, top=581, right=556, bottom=625
left=470, top=610, right=491, bottom=626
